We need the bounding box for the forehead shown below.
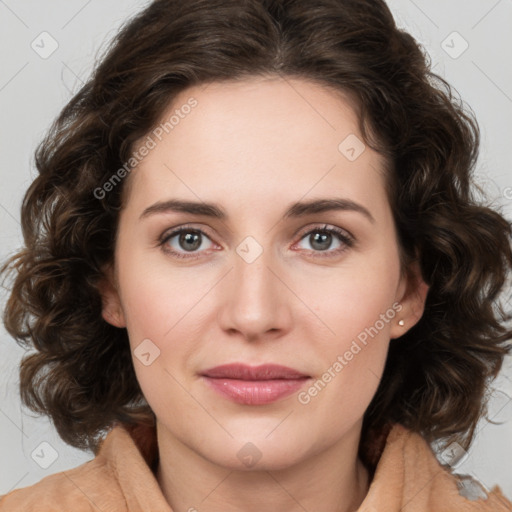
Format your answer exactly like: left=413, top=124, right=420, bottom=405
left=123, top=76, right=388, bottom=217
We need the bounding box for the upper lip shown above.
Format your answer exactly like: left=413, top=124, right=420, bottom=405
left=201, top=363, right=309, bottom=380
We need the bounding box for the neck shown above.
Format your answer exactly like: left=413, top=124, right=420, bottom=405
left=156, top=422, right=370, bottom=512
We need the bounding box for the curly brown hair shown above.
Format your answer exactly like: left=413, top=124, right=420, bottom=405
left=1, top=0, right=511, bottom=455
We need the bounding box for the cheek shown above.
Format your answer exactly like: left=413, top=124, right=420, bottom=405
left=308, top=254, right=400, bottom=344
left=299, top=252, right=400, bottom=396
left=115, top=249, right=213, bottom=404
left=116, top=255, right=202, bottom=410
left=295, top=292, right=396, bottom=427
left=116, top=246, right=198, bottom=340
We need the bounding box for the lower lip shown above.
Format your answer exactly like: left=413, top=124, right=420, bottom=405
left=202, top=377, right=309, bottom=405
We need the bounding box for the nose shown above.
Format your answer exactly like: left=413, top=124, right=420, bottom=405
left=216, top=243, right=293, bottom=342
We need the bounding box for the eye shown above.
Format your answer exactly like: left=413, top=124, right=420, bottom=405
left=293, top=224, right=354, bottom=258
left=159, top=223, right=355, bottom=260
left=160, top=226, right=217, bottom=259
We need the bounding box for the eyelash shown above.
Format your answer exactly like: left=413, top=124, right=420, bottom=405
left=158, top=224, right=355, bottom=260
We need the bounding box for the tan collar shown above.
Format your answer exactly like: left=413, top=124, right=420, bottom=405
left=2, top=422, right=510, bottom=511
left=112, top=421, right=512, bottom=511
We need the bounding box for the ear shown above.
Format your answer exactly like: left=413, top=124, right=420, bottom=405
left=97, top=264, right=126, bottom=328
left=390, top=260, right=429, bottom=339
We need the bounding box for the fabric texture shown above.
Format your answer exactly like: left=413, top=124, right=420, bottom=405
left=1, top=421, right=511, bottom=511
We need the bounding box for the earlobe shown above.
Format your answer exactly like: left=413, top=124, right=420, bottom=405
left=390, top=262, right=429, bottom=339
left=97, top=266, right=126, bottom=328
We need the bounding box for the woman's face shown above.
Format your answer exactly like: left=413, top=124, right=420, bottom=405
left=101, top=76, right=427, bottom=470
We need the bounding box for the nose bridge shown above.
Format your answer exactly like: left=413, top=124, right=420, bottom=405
left=218, top=237, right=290, bottom=338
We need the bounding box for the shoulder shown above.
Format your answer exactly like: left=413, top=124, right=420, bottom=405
left=382, top=424, right=512, bottom=511
left=0, top=422, right=165, bottom=512
left=0, top=429, right=127, bottom=512
left=0, top=460, right=121, bottom=511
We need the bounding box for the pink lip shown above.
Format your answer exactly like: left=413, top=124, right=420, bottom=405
left=201, top=364, right=310, bottom=405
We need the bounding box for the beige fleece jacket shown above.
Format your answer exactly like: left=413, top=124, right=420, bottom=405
left=1, top=422, right=510, bottom=511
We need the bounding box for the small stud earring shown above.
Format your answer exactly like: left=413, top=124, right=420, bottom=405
left=398, top=319, right=405, bottom=326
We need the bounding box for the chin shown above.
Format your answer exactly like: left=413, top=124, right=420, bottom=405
left=209, top=441, right=310, bottom=472
left=192, top=426, right=317, bottom=472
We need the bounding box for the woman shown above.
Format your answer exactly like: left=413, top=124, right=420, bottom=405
left=1, top=0, right=511, bottom=510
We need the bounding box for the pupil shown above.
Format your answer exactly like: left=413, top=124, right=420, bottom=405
left=311, top=232, right=331, bottom=251
left=180, top=232, right=201, bottom=251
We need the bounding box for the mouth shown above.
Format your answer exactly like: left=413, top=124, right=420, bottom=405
left=200, top=363, right=311, bottom=405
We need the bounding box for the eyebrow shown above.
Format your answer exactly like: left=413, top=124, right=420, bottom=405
left=139, top=198, right=375, bottom=223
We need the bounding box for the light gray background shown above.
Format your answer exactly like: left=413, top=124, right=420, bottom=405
left=1, top=0, right=511, bottom=499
